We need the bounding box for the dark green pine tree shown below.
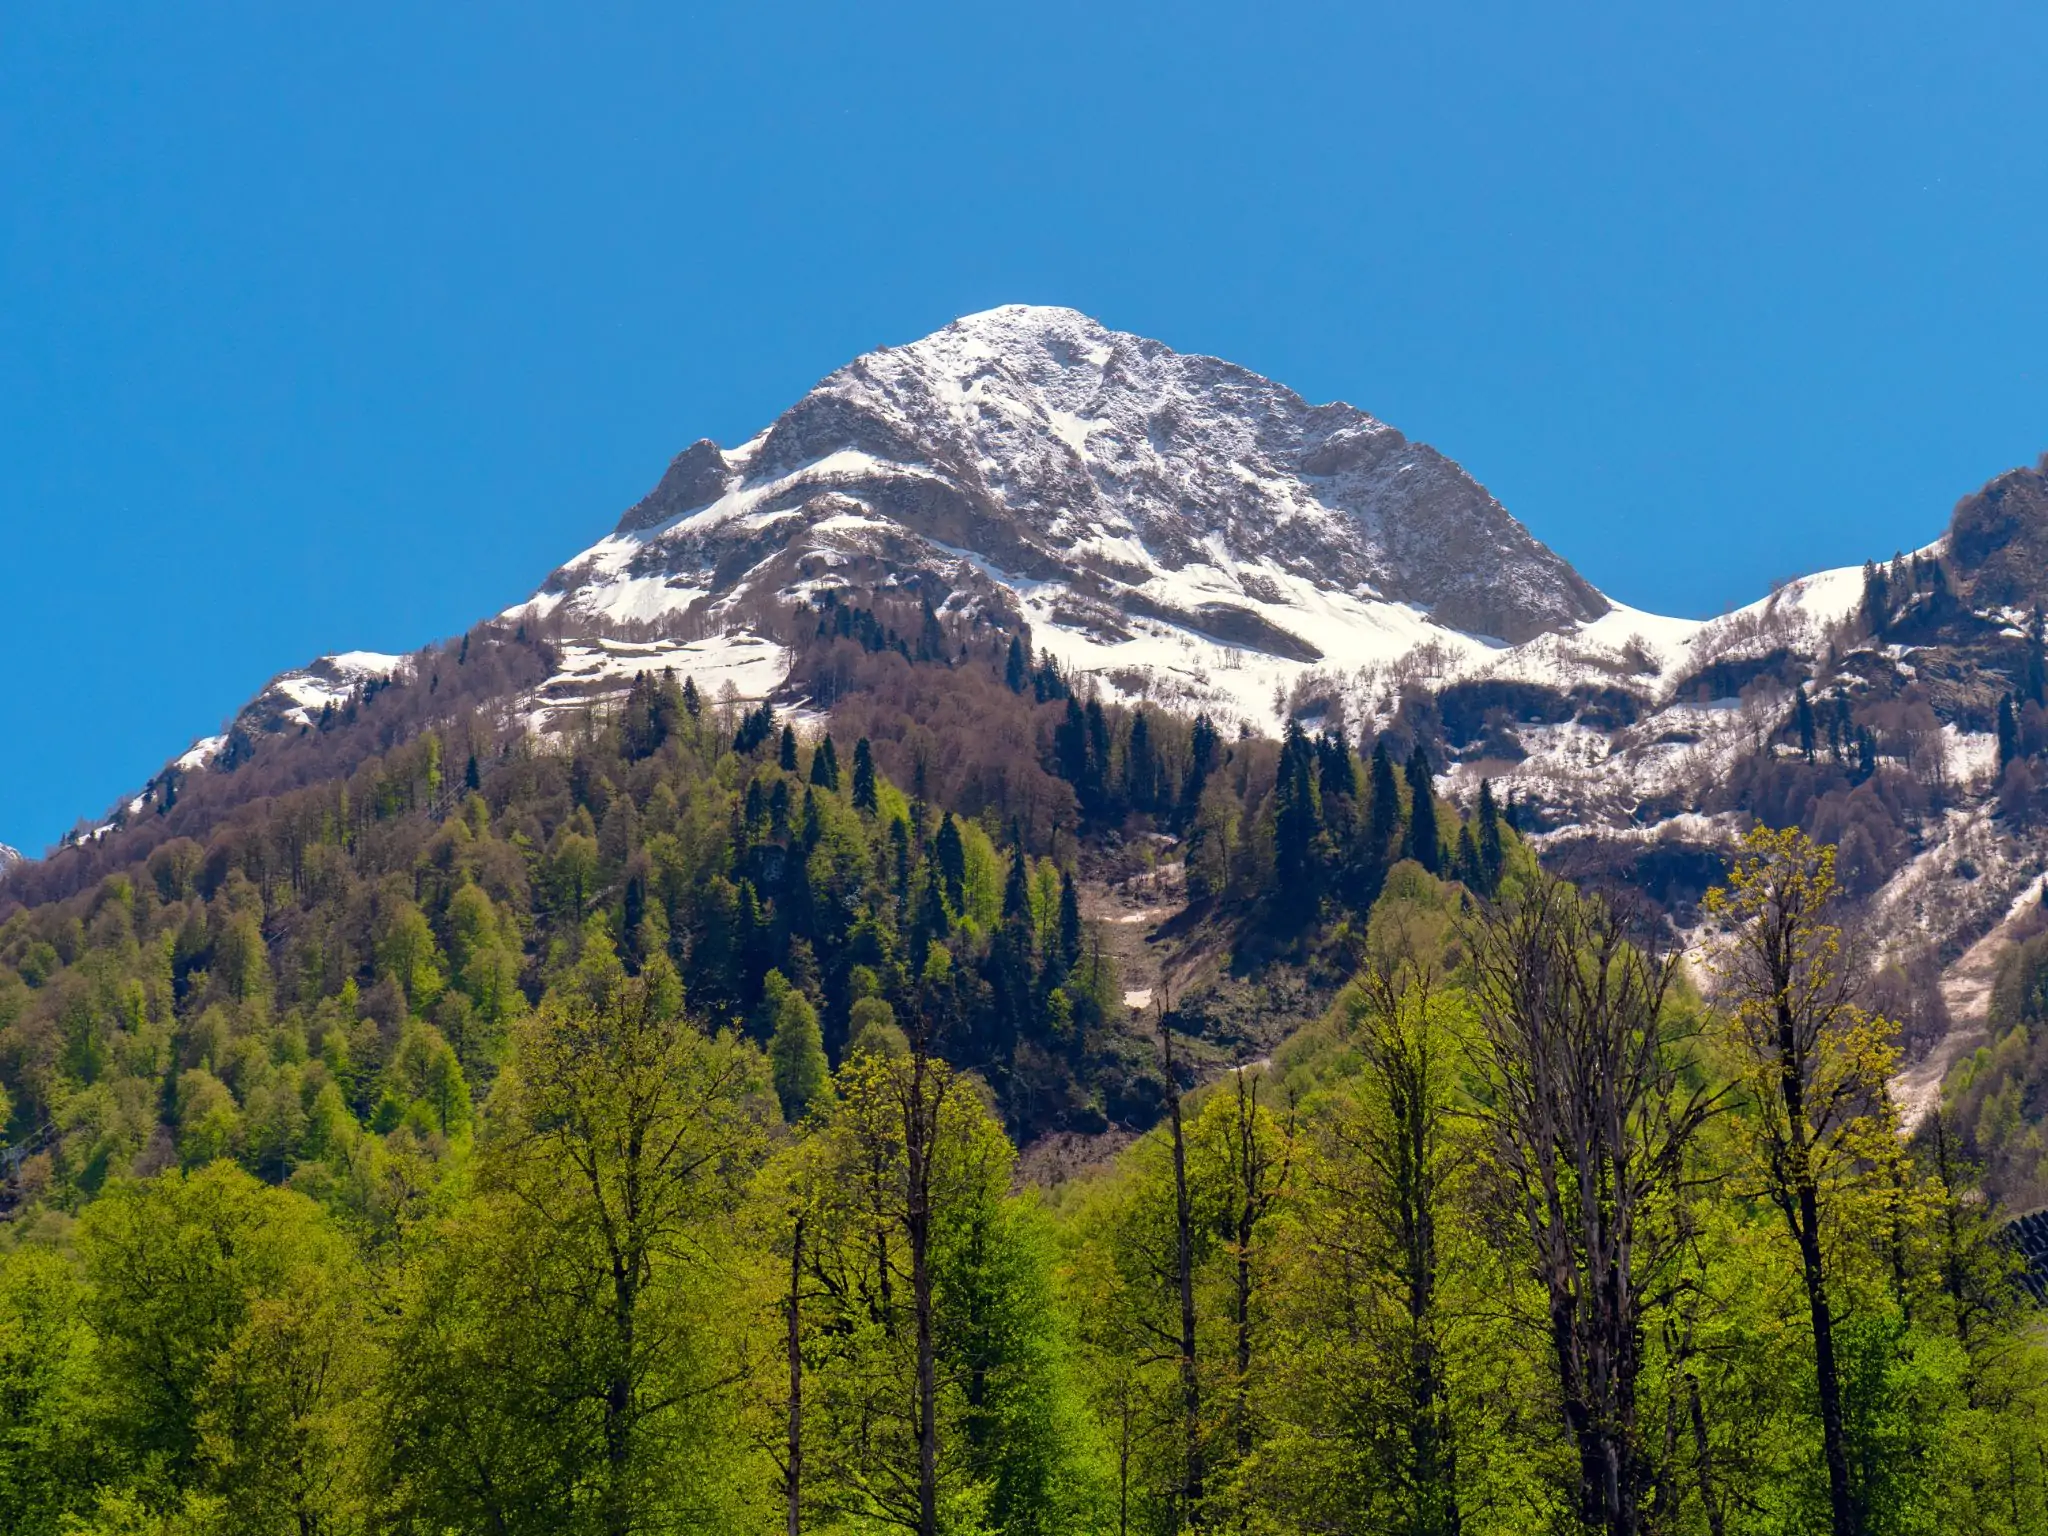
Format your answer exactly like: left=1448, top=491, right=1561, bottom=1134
left=1126, top=711, right=1155, bottom=812
left=1003, top=839, right=1032, bottom=923
left=1182, top=712, right=1221, bottom=818
left=1855, top=727, right=1878, bottom=784
left=1367, top=740, right=1403, bottom=862
left=1006, top=634, right=1030, bottom=694
left=1316, top=729, right=1358, bottom=862
left=1084, top=699, right=1112, bottom=812
left=936, top=816, right=968, bottom=912
left=889, top=817, right=913, bottom=920
left=1862, top=559, right=1890, bottom=637
left=1405, top=744, right=1441, bottom=874
left=464, top=752, right=481, bottom=793
left=852, top=737, right=879, bottom=814
left=1456, top=823, right=1481, bottom=889
left=1795, top=686, right=1817, bottom=763
left=779, top=724, right=799, bottom=772
left=810, top=734, right=840, bottom=790
left=1999, top=694, right=2020, bottom=773
left=1056, top=700, right=1090, bottom=796
left=1057, top=869, right=1083, bottom=974
left=681, top=676, right=702, bottom=717
left=1476, top=778, right=1505, bottom=892
left=1273, top=721, right=1323, bottom=912
left=912, top=864, right=951, bottom=970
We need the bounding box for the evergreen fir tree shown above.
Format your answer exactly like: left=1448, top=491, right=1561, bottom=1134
left=1183, top=712, right=1220, bottom=816
left=2000, top=693, right=2020, bottom=773
left=1405, top=744, right=1441, bottom=874
left=1127, top=711, right=1155, bottom=812
left=1796, top=686, right=1817, bottom=762
left=1476, top=778, right=1505, bottom=891
left=852, top=737, right=878, bottom=814
left=810, top=734, right=840, bottom=791
left=1367, top=740, right=1402, bottom=860
left=1084, top=699, right=1111, bottom=811
left=779, top=725, right=799, bottom=772
left=681, top=676, right=701, bottom=717
left=1057, top=870, right=1083, bottom=972
left=1862, top=559, right=1890, bottom=637
left=1003, top=841, right=1031, bottom=924
left=1456, top=822, right=1481, bottom=888
left=1274, top=721, right=1324, bottom=908
left=1005, top=634, right=1029, bottom=694
left=1056, top=700, right=1090, bottom=797
left=937, top=816, right=968, bottom=912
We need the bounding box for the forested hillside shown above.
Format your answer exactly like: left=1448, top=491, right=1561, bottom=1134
left=2, top=609, right=2046, bottom=1535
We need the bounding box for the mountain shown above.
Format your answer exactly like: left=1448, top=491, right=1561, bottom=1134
left=28, top=306, right=2048, bottom=1116
left=526, top=304, right=1611, bottom=729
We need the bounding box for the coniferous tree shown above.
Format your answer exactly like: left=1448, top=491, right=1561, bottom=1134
left=851, top=737, right=879, bottom=814
left=1055, top=699, right=1088, bottom=786
left=1405, top=745, right=1441, bottom=874
left=810, top=734, right=840, bottom=791
left=1796, top=685, right=1817, bottom=762
left=1184, top=713, right=1221, bottom=817
left=1127, top=711, right=1156, bottom=813
left=1862, top=559, right=1891, bottom=637
left=780, top=725, right=800, bottom=772
left=2000, top=693, right=2020, bottom=773
left=1058, top=870, right=1083, bottom=972
left=1476, top=778, right=1505, bottom=893
left=1273, top=722, right=1323, bottom=914
left=1003, top=841, right=1032, bottom=924
left=1005, top=634, right=1029, bottom=694
left=935, top=817, right=967, bottom=913
left=1367, top=739, right=1403, bottom=859
left=1085, top=699, right=1112, bottom=812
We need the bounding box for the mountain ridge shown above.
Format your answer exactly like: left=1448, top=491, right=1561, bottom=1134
left=22, top=308, right=2048, bottom=1073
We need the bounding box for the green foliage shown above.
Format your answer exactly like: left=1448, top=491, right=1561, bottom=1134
left=6, top=652, right=2048, bottom=1531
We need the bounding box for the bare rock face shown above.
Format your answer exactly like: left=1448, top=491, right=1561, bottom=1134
left=614, top=440, right=734, bottom=535
left=1949, top=461, right=2048, bottom=612
left=544, top=305, right=1608, bottom=649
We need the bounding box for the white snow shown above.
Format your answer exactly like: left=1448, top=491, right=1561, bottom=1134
left=176, top=736, right=226, bottom=772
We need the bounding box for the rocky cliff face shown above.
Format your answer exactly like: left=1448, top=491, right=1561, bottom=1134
left=536, top=304, right=1606, bottom=660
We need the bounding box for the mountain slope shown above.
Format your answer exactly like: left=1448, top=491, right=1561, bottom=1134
left=520, top=305, right=1609, bottom=727
left=25, top=309, right=2048, bottom=1085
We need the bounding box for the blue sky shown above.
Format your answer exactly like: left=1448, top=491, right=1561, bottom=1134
left=5, top=3, right=2047, bottom=854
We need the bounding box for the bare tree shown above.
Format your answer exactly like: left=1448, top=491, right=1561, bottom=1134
left=1467, top=877, right=1719, bottom=1535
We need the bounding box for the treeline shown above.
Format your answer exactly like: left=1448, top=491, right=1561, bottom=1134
left=2, top=829, right=2044, bottom=1534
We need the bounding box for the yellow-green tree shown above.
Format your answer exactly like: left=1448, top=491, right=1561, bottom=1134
left=1706, top=826, right=1903, bottom=1536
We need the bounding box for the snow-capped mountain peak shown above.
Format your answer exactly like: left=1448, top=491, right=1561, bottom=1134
left=529, top=305, right=1615, bottom=730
